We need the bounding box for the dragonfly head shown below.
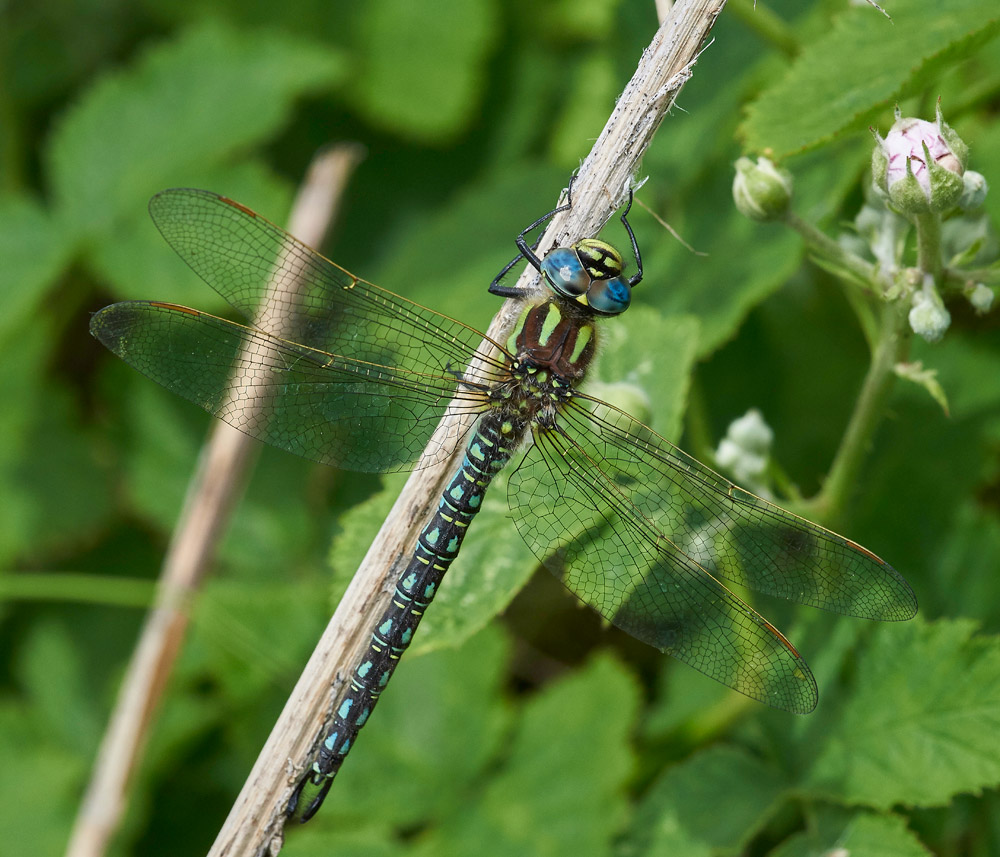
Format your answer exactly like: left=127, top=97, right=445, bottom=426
left=540, top=238, right=631, bottom=317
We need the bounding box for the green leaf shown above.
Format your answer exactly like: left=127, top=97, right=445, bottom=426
left=742, top=0, right=1000, bottom=156
left=17, top=621, right=102, bottom=753
left=907, top=332, right=1000, bottom=420
left=190, top=579, right=327, bottom=695
left=282, top=826, right=404, bottom=857
left=806, top=618, right=1000, bottom=808
left=0, top=325, right=113, bottom=566
left=0, top=193, right=72, bottom=344
left=90, top=160, right=293, bottom=304
left=328, top=475, right=403, bottom=608
left=586, top=309, right=700, bottom=442
left=47, top=20, right=345, bottom=239
left=640, top=169, right=802, bottom=357
left=534, top=0, right=626, bottom=43
left=351, top=0, right=499, bottom=142
left=113, top=368, right=206, bottom=531
left=644, top=821, right=712, bottom=857
left=894, top=360, right=950, bottom=416
left=218, top=442, right=327, bottom=577
left=0, top=572, right=156, bottom=608
left=549, top=53, right=619, bottom=167
left=930, top=503, right=1000, bottom=631
left=771, top=806, right=932, bottom=857
left=0, top=703, right=84, bottom=857
left=628, top=745, right=790, bottom=854
left=370, top=162, right=568, bottom=332
left=413, top=653, right=639, bottom=857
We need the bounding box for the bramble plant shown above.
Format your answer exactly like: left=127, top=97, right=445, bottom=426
left=2, top=2, right=1000, bottom=856
left=729, top=101, right=997, bottom=522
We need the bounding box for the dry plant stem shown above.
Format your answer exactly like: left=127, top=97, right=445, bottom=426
left=64, top=145, right=363, bottom=857
left=202, top=4, right=728, bottom=856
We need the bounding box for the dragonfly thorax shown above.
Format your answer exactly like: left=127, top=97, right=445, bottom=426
left=493, top=298, right=597, bottom=422
left=508, top=299, right=597, bottom=380
left=540, top=238, right=631, bottom=316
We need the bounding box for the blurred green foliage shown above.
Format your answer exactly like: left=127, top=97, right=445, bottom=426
left=1, top=0, right=1000, bottom=855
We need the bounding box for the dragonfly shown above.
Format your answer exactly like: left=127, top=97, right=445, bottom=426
left=90, top=186, right=917, bottom=821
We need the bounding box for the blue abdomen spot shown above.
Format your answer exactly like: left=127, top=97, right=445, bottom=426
left=402, top=572, right=417, bottom=590
left=357, top=660, right=372, bottom=678
left=469, top=493, right=482, bottom=509
left=339, top=738, right=351, bottom=754
left=338, top=698, right=353, bottom=719
left=357, top=707, right=371, bottom=726
left=323, top=731, right=340, bottom=751
left=379, top=619, right=393, bottom=636
left=450, top=484, right=464, bottom=501
left=447, top=536, right=459, bottom=553
left=401, top=627, right=413, bottom=645
left=424, top=582, right=437, bottom=598
left=425, top=527, right=440, bottom=546
left=379, top=671, right=390, bottom=687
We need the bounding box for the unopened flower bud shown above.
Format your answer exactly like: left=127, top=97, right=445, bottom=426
left=958, top=171, right=988, bottom=211
left=909, top=277, right=951, bottom=342
left=968, top=282, right=994, bottom=314
left=872, top=104, right=967, bottom=215
left=733, top=156, right=793, bottom=222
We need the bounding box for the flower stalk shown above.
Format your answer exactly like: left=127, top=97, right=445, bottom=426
left=729, top=102, right=992, bottom=528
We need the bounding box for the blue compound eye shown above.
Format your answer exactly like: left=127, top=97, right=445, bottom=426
left=587, top=277, right=631, bottom=315
left=540, top=247, right=590, bottom=297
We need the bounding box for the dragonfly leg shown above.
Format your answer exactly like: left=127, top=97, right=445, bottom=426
left=619, top=190, right=643, bottom=288
left=488, top=179, right=576, bottom=296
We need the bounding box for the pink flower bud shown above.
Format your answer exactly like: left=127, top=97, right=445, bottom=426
left=872, top=104, right=967, bottom=215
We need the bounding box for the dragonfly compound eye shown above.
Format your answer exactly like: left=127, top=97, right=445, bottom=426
left=540, top=247, right=591, bottom=297
left=586, top=277, right=631, bottom=316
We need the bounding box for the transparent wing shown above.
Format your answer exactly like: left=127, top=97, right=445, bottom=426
left=558, top=397, right=917, bottom=620
left=90, top=301, right=492, bottom=472
left=146, top=188, right=506, bottom=390
left=90, top=188, right=511, bottom=471
left=507, top=398, right=915, bottom=712
left=509, top=423, right=819, bottom=713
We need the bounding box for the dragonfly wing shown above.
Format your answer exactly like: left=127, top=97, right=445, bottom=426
left=508, top=421, right=818, bottom=713
left=90, top=301, right=486, bottom=472
left=555, top=397, right=917, bottom=621
left=146, top=188, right=506, bottom=392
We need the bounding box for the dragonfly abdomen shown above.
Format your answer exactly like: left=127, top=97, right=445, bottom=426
left=292, top=411, right=526, bottom=820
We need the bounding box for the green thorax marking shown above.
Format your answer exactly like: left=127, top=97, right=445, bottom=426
left=512, top=299, right=597, bottom=382
left=537, top=302, right=562, bottom=346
